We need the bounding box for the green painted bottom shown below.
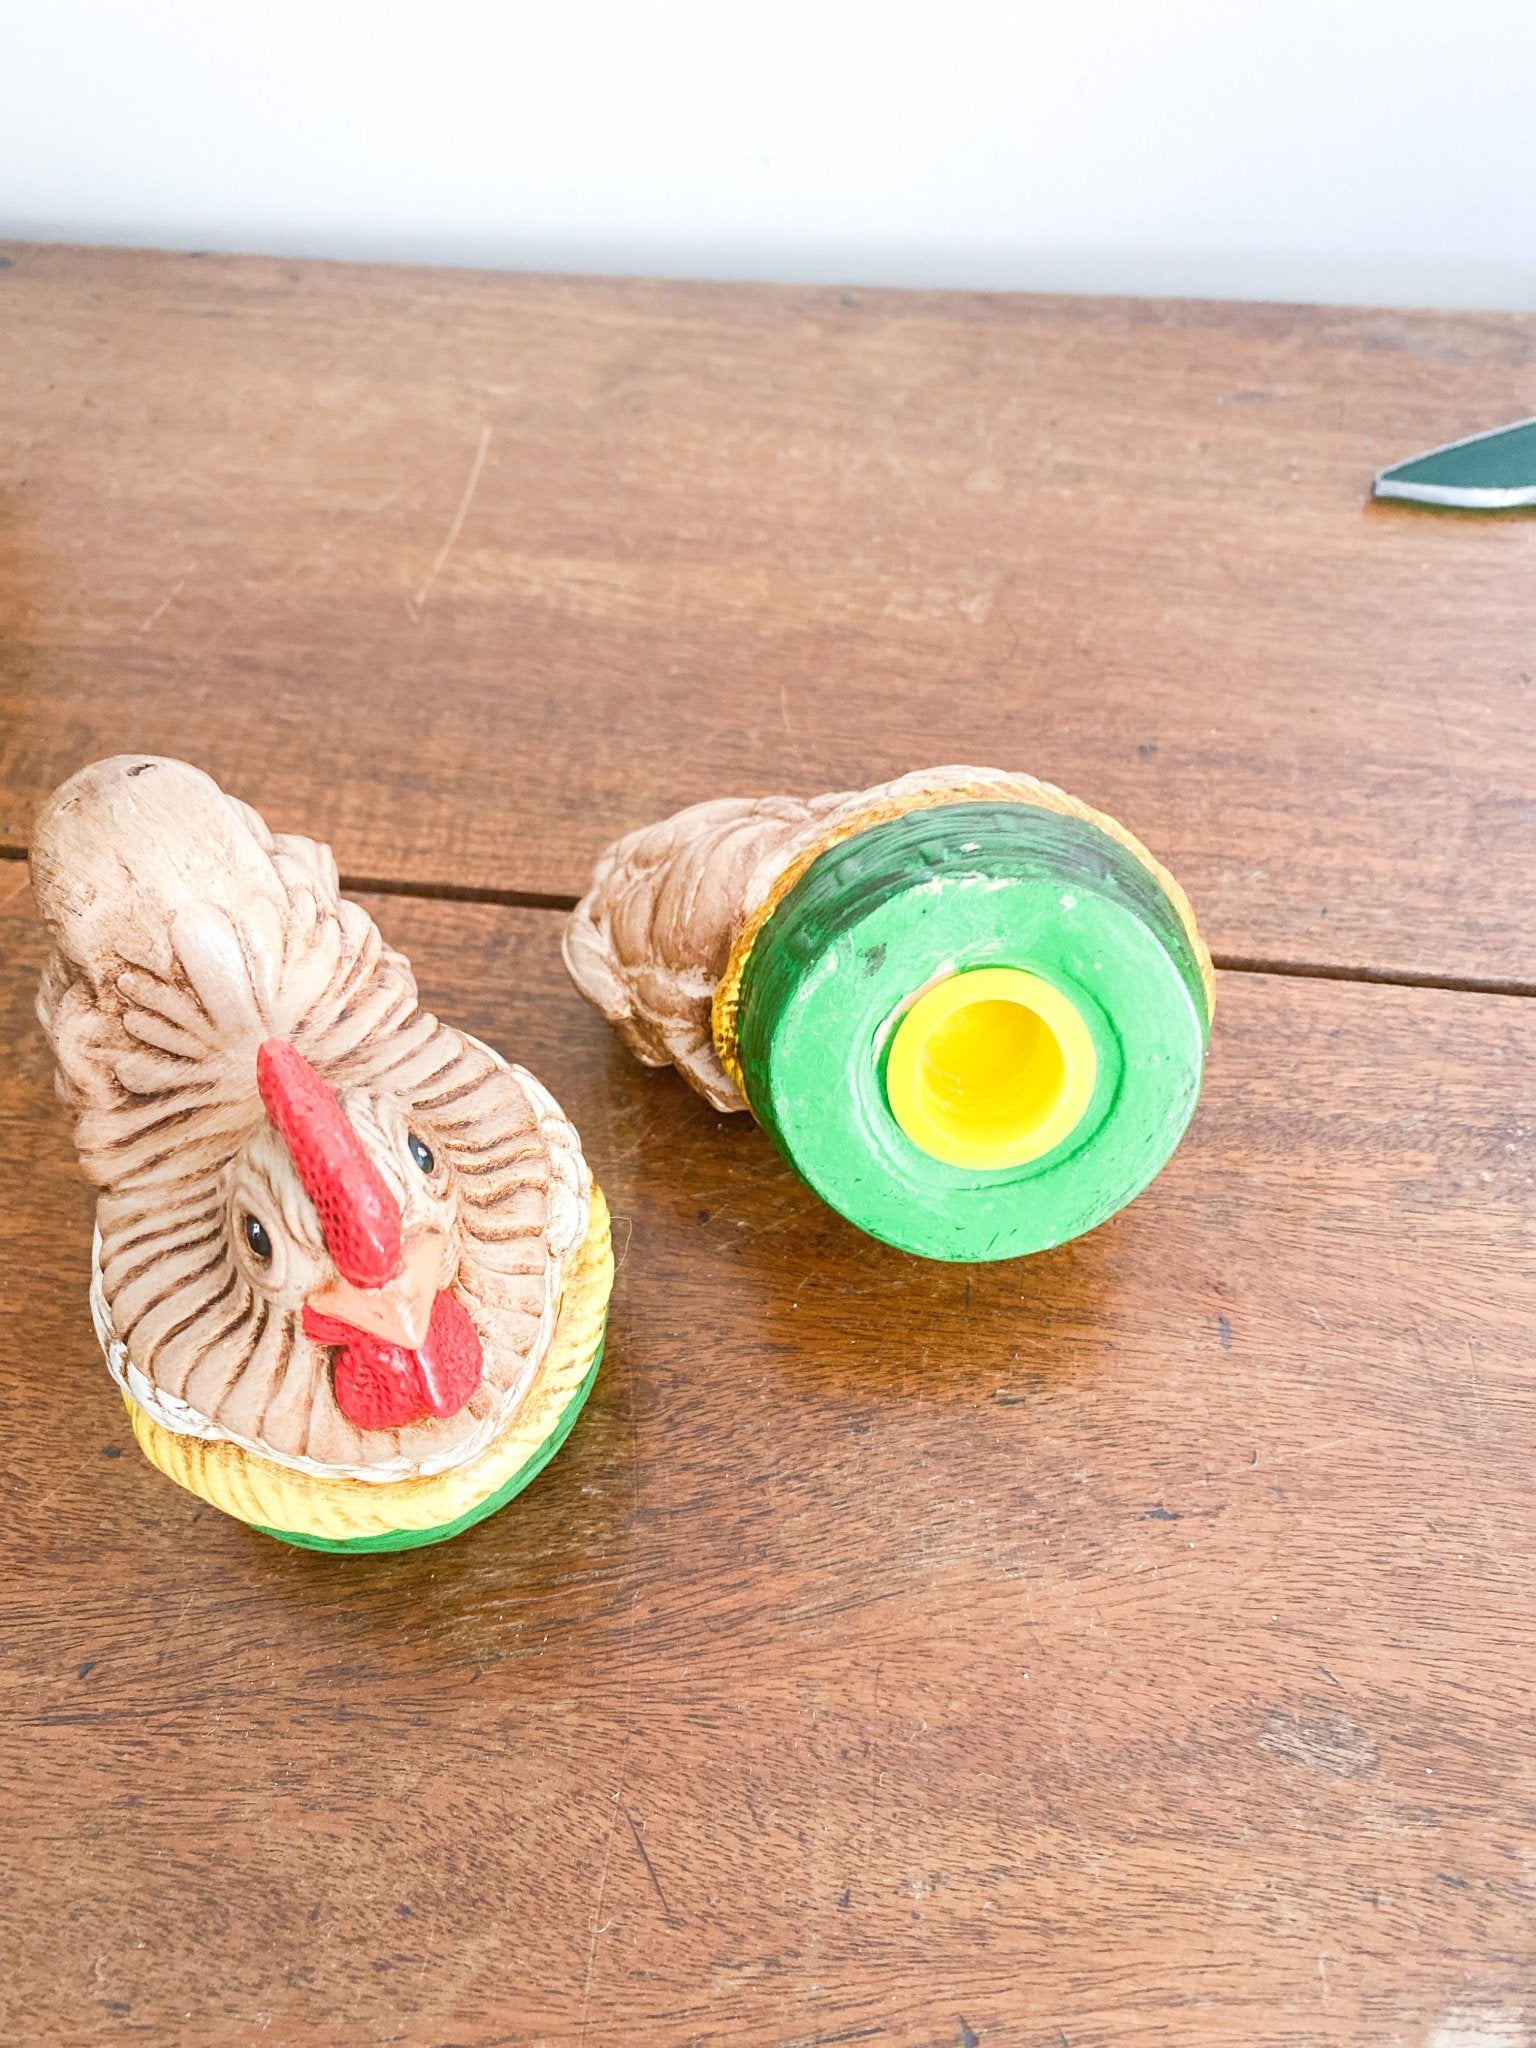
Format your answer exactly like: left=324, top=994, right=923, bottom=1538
left=256, top=1332, right=605, bottom=1554
left=735, top=804, right=1210, bottom=1263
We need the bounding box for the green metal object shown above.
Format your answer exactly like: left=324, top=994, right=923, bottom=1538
left=1373, top=417, right=1536, bottom=510
left=734, top=805, right=1210, bottom=1263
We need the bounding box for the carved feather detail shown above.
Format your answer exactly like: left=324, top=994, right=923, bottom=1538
left=34, top=756, right=590, bottom=1479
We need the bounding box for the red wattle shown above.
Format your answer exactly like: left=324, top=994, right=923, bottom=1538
left=257, top=1040, right=401, bottom=1288
left=414, top=1290, right=484, bottom=1417
left=305, top=1291, right=483, bottom=1432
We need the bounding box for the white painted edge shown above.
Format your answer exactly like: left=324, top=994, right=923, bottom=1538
left=1373, top=479, right=1536, bottom=509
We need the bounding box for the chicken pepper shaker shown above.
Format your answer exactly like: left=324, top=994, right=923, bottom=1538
left=32, top=756, right=612, bottom=1553
left=566, top=766, right=1213, bottom=1263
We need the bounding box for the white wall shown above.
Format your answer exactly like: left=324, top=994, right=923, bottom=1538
left=4, top=0, right=1534, bottom=308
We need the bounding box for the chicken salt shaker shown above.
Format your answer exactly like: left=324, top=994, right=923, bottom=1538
left=566, top=766, right=1213, bottom=1263
left=32, top=757, right=612, bottom=1553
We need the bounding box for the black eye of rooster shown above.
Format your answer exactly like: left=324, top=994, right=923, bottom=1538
left=407, top=1132, right=435, bottom=1175
left=243, top=1214, right=273, bottom=1261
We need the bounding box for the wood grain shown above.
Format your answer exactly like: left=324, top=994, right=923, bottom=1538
left=2, top=242, right=1536, bottom=982
left=3, top=880, right=1533, bottom=2046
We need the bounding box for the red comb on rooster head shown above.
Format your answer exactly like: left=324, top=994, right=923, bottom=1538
left=256, top=1039, right=402, bottom=1287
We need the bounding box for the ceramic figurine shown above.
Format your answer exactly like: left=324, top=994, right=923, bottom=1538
left=566, top=765, right=1213, bottom=1262
left=32, top=756, right=611, bottom=1553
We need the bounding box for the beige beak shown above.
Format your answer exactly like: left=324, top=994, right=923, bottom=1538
left=307, top=1229, right=446, bottom=1351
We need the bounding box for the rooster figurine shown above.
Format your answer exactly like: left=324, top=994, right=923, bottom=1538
left=566, top=767, right=1212, bottom=1263
left=32, top=757, right=612, bottom=1553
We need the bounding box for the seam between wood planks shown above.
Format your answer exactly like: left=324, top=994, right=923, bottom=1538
left=338, top=871, right=579, bottom=913
left=1208, top=952, right=1536, bottom=1001
left=0, top=843, right=572, bottom=916
left=3, top=843, right=1532, bottom=1000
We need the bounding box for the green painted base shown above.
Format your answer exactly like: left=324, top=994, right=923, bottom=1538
left=735, top=805, right=1209, bottom=1263
left=255, top=1335, right=605, bottom=1554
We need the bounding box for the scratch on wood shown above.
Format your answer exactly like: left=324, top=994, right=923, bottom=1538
left=743, top=1776, right=765, bottom=1834
left=623, top=1804, right=678, bottom=1924
left=1260, top=1704, right=1379, bottom=1779
left=577, top=1338, right=644, bottom=2040
left=576, top=1620, right=634, bottom=2042
left=410, top=422, right=493, bottom=615
left=192, top=486, right=404, bottom=658
left=610, top=1213, right=636, bottom=1275
left=135, top=574, right=188, bottom=636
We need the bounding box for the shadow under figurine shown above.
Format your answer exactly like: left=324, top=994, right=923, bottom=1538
left=566, top=766, right=1213, bottom=1262
left=32, top=756, right=611, bottom=1553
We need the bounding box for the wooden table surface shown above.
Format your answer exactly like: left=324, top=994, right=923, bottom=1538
left=1, top=244, right=1534, bottom=2047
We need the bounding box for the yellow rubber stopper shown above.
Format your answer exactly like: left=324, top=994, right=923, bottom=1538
left=884, top=967, right=1098, bottom=1172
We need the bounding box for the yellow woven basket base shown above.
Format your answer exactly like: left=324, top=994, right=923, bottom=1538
left=127, top=1184, right=613, bottom=1542
left=711, top=776, right=1214, bottom=1096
